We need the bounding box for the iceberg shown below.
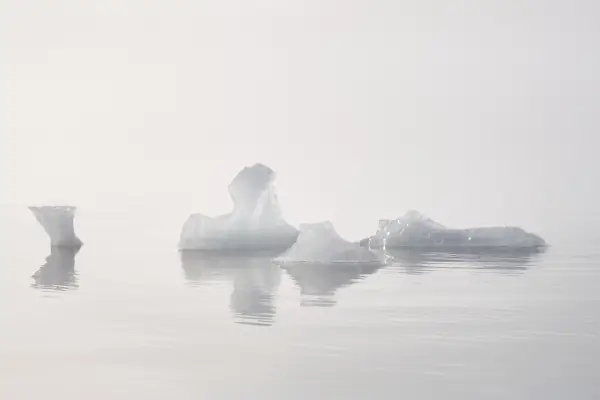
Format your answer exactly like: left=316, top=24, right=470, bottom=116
left=275, top=221, right=384, bottom=265
left=29, top=206, right=83, bottom=248
left=178, top=164, right=299, bottom=251
left=364, top=210, right=546, bottom=250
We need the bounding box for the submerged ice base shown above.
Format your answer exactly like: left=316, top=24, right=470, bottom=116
left=365, top=210, right=546, bottom=250
left=179, top=163, right=299, bottom=251
left=29, top=206, right=83, bottom=248
left=275, top=221, right=384, bottom=265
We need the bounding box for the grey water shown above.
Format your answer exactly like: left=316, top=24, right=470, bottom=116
left=1, top=207, right=599, bottom=400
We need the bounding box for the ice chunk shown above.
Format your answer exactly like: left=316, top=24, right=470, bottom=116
left=275, top=221, right=384, bottom=265
left=364, top=210, right=446, bottom=248
left=364, top=210, right=546, bottom=249
left=227, top=163, right=283, bottom=230
left=29, top=206, right=83, bottom=248
left=465, top=226, right=546, bottom=248
left=178, top=164, right=299, bottom=251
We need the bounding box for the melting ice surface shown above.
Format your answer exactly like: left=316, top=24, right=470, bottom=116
left=276, top=221, right=384, bottom=265
left=178, top=164, right=299, bottom=251
left=366, top=210, right=546, bottom=249
left=29, top=206, right=83, bottom=248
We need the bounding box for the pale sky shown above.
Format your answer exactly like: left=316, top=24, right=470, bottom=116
left=1, top=0, right=598, bottom=241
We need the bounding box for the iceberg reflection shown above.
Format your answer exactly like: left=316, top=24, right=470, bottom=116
left=31, top=246, right=80, bottom=291
left=180, top=251, right=282, bottom=326
left=385, top=247, right=547, bottom=275
left=282, top=262, right=383, bottom=307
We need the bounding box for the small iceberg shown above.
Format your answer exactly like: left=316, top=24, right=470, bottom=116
left=275, top=221, right=384, bottom=266
left=29, top=206, right=83, bottom=248
left=178, top=164, right=299, bottom=252
left=364, top=210, right=546, bottom=250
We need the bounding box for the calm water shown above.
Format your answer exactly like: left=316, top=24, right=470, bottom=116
left=0, top=207, right=599, bottom=399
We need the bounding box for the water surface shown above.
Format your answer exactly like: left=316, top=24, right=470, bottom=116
left=0, top=207, right=598, bottom=399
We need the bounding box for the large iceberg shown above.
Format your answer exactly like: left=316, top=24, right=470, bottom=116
left=29, top=206, right=83, bottom=248
left=364, top=210, right=546, bottom=249
left=275, top=221, right=384, bottom=265
left=178, top=164, right=299, bottom=251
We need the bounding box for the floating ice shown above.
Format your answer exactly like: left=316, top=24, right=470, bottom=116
left=29, top=206, right=83, bottom=248
left=178, top=163, right=299, bottom=251
left=275, top=221, right=384, bottom=265
left=365, top=210, right=546, bottom=249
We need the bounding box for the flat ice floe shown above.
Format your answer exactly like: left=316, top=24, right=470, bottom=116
left=364, top=210, right=546, bottom=250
